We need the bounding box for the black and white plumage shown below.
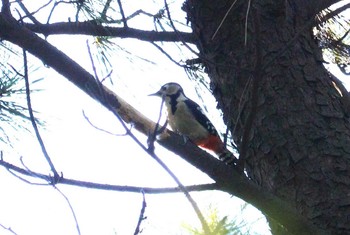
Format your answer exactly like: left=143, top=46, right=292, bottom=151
left=150, top=82, right=236, bottom=164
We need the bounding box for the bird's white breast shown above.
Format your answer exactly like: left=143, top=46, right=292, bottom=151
left=165, top=99, right=209, bottom=141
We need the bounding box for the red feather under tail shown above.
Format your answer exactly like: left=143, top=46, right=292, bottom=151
left=195, top=135, right=237, bottom=165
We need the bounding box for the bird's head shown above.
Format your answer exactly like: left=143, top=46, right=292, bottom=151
left=149, top=82, right=184, bottom=98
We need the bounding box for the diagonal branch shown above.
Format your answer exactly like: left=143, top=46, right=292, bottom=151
left=23, top=48, right=60, bottom=182
left=316, top=2, right=350, bottom=25
left=23, top=21, right=195, bottom=43
left=0, top=12, right=329, bottom=235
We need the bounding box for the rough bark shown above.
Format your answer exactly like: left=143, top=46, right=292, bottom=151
left=184, top=0, right=350, bottom=234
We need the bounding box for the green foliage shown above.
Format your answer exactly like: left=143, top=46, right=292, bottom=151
left=182, top=204, right=250, bottom=235
left=74, top=0, right=118, bottom=22
left=0, top=44, right=43, bottom=144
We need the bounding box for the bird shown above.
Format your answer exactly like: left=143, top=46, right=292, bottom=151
left=150, top=82, right=237, bottom=165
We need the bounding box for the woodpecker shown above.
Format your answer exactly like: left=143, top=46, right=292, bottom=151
left=150, top=82, right=237, bottom=165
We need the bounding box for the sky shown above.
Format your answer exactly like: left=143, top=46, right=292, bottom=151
left=1, top=1, right=349, bottom=235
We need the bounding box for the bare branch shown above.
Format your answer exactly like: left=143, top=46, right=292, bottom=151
left=22, top=49, right=60, bottom=182
left=24, top=22, right=195, bottom=43
left=54, top=186, right=81, bottom=235
left=211, top=0, right=238, bottom=40
left=133, top=191, right=147, bottom=235
left=163, top=0, right=202, bottom=62
left=15, top=0, right=41, bottom=25
left=22, top=55, right=58, bottom=179
left=100, top=0, right=112, bottom=20
left=0, top=157, right=218, bottom=193
left=151, top=42, right=186, bottom=68
left=116, top=0, right=128, bottom=28
left=316, top=2, right=350, bottom=25
left=82, top=110, right=129, bottom=136
left=0, top=223, right=18, bottom=235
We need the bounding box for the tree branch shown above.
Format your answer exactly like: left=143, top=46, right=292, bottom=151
left=116, top=0, right=128, bottom=28
left=0, top=12, right=328, bottom=235
left=23, top=48, right=60, bottom=182
left=54, top=186, right=81, bottom=235
left=0, top=223, right=18, bottom=235
left=23, top=21, right=195, bottom=43
left=315, top=2, right=350, bottom=25
left=133, top=191, right=146, bottom=235
left=314, top=0, right=345, bottom=15
left=1, top=0, right=10, bottom=16
left=0, top=157, right=218, bottom=193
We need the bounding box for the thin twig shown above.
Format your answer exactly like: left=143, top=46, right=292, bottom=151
left=82, top=110, right=129, bottom=136
left=54, top=186, right=81, bottom=235
left=100, top=0, right=112, bottom=20
left=116, top=0, right=128, bottom=27
left=47, top=0, right=76, bottom=24
left=7, top=168, right=49, bottom=185
left=151, top=42, right=185, bottom=68
left=147, top=97, right=166, bottom=152
left=211, top=0, right=238, bottom=40
left=133, top=190, right=147, bottom=235
left=163, top=0, right=200, bottom=57
left=231, top=77, right=252, bottom=140
left=237, top=8, right=262, bottom=172
left=22, top=49, right=60, bottom=182
left=86, top=40, right=100, bottom=81
left=0, top=223, right=18, bottom=235
left=15, top=0, right=41, bottom=25
left=244, top=0, right=252, bottom=46
left=26, top=0, right=53, bottom=21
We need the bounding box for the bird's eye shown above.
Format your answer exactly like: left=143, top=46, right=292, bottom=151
left=161, top=86, right=167, bottom=91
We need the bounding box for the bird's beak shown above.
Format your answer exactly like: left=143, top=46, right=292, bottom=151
left=148, top=89, right=162, bottom=97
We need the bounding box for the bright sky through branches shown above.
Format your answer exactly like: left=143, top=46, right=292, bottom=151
left=6, top=0, right=350, bottom=234
left=0, top=1, right=273, bottom=234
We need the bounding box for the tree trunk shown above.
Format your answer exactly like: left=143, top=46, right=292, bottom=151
left=184, top=0, right=350, bottom=234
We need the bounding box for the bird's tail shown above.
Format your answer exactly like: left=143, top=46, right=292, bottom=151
left=196, top=135, right=237, bottom=165
left=217, top=148, right=237, bottom=165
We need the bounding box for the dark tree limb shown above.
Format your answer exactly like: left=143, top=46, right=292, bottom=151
left=23, top=21, right=195, bottom=43
left=316, top=2, right=350, bottom=25
left=313, top=0, right=347, bottom=16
